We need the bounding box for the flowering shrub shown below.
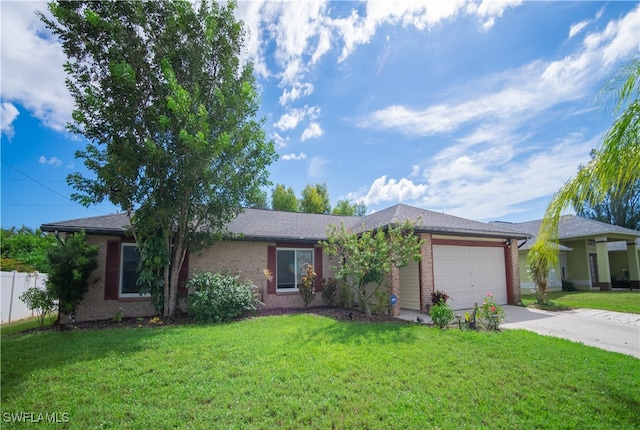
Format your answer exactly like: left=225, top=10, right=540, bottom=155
left=478, top=294, right=506, bottom=330
left=430, top=302, right=454, bottom=329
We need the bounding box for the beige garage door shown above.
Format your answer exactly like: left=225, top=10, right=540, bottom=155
left=432, top=245, right=507, bottom=310
left=399, top=260, right=420, bottom=310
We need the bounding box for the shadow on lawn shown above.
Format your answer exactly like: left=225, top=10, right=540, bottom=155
left=298, top=317, right=419, bottom=345
left=1, top=327, right=164, bottom=399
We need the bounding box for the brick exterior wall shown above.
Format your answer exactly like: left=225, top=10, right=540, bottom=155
left=68, top=233, right=520, bottom=322
left=71, top=237, right=336, bottom=322
left=68, top=235, right=157, bottom=322
left=509, top=241, right=521, bottom=305
left=191, top=240, right=335, bottom=309
left=419, top=233, right=434, bottom=312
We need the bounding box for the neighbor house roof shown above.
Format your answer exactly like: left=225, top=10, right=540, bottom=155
left=490, top=215, right=640, bottom=251
left=41, top=203, right=529, bottom=242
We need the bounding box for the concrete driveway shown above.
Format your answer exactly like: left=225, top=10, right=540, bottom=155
left=501, top=305, right=640, bottom=358
left=397, top=305, right=640, bottom=358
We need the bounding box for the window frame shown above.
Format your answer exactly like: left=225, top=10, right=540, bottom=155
left=119, top=243, right=148, bottom=298
left=276, top=247, right=314, bottom=292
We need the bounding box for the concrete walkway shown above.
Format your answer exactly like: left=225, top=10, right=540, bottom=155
left=396, top=305, right=640, bottom=358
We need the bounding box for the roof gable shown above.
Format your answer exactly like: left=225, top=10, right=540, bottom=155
left=359, top=204, right=529, bottom=238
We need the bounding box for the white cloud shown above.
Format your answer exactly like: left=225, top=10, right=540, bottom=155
left=1, top=103, right=20, bottom=139
left=7, top=0, right=526, bottom=135
left=409, top=164, right=420, bottom=178
left=274, top=106, right=320, bottom=131
left=467, top=0, right=522, bottom=31
left=279, top=82, right=314, bottom=106
left=274, top=109, right=306, bottom=131
left=1, top=2, right=73, bottom=132
left=281, top=152, right=307, bottom=161
left=301, top=122, right=324, bottom=141
left=350, top=131, right=595, bottom=220
left=569, top=20, right=589, bottom=39
left=272, top=132, right=289, bottom=149
left=308, top=156, right=328, bottom=177
left=414, top=130, right=596, bottom=220
left=238, top=0, right=522, bottom=94
left=335, top=0, right=521, bottom=62
left=360, top=5, right=639, bottom=140
left=358, top=175, right=428, bottom=206
left=39, top=155, right=62, bottom=167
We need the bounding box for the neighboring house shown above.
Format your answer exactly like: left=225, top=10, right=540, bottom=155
left=41, top=204, right=528, bottom=322
left=491, top=216, right=640, bottom=292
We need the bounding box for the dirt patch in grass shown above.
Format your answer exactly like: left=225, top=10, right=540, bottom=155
left=16, top=307, right=408, bottom=335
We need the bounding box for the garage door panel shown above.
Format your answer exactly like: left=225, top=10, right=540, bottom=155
left=433, top=245, right=507, bottom=310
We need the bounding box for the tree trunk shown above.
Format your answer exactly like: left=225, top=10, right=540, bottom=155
left=167, top=244, right=186, bottom=317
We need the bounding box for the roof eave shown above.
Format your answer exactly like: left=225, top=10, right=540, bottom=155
left=415, top=227, right=530, bottom=240
left=40, top=224, right=127, bottom=237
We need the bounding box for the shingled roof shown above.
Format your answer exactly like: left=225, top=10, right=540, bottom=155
left=490, top=215, right=640, bottom=251
left=41, top=203, right=528, bottom=242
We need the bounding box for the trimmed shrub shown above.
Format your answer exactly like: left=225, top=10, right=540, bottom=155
left=321, top=278, right=338, bottom=306
left=186, top=271, right=261, bottom=323
left=431, top=302, right=454, bottom=329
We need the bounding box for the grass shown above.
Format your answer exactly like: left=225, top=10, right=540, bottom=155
left=521, top=291, right=640, bottom=314
left=1, top=314, right=57, bottom=336
left=2, top=314, right=639, bottom=429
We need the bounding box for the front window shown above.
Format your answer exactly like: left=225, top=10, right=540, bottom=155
left=120, top=243, right=143, bottom=297
left=276, top=249, right=313, bottom=291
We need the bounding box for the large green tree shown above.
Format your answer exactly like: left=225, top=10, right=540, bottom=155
left=40, top=0, right=276, bottom=316
left=532, top=57, right=639, bottom=288
left=332, top=199, right=367, bottom=217
left=300, top=183, right=331, bottom=214
left=271, top=184, right=299, bottom=212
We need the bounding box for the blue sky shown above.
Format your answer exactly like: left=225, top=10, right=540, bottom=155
left=2, top=1, right=639, bottom=230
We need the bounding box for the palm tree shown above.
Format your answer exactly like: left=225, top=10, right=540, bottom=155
left=530, top=57, right=639, bottom=296
left=538, top=57, right=639, bottom=242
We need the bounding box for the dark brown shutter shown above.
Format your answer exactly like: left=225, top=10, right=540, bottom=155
left=105, top=241, right=120, bottom=300
left=267, top=245, right=276, bottom=294
left=314, top=247, right=323, bottom=292
left=178, top=251, right=189, bottom=298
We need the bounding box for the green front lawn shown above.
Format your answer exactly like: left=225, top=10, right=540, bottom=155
left=522, top=291, right=640, bottom=314
left=1, top=314, right=57, bottom=336
left=2, top=315, right=639, bottom=429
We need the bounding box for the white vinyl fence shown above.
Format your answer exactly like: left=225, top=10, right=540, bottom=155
left=1, top=271, right=48, bottom=323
